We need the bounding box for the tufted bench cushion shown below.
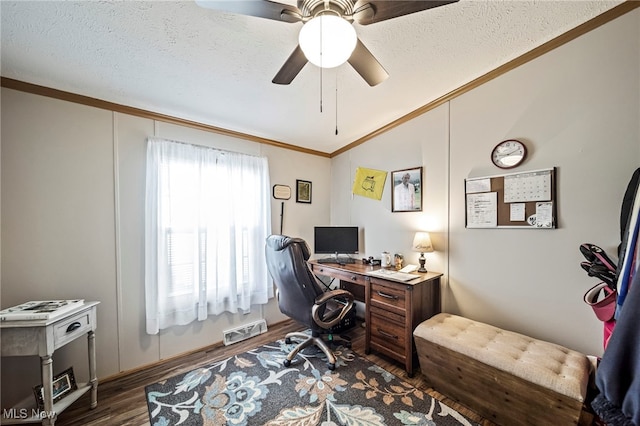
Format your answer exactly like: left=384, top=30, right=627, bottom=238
left=414, top=313, right=591, bottom=425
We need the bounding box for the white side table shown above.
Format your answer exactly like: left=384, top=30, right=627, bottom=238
left=1, top=301, right=99, bottom=425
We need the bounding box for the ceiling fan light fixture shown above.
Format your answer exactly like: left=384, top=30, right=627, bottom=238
left=298, top=14, right=357, bottom=68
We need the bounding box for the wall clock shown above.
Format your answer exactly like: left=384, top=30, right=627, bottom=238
left=491, top=139, right=527, bottom=169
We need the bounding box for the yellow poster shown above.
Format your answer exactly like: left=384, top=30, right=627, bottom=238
left=352, top=167, right=387, bottom=200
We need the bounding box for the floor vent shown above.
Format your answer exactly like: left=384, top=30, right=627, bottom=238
left=222, top=319, right=268, bottom=346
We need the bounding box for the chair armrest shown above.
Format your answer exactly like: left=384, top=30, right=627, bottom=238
left=315, top=289, right=354, bottom=305
left=312, top=289, right=355, bottom=329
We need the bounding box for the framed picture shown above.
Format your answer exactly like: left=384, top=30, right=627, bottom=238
left=272, top=184, right=291, bottom=200
left=296, top=179, right=312, bottom=204
left=34, top=367, right=77, bottom=409
left=391, top=167, right=423, bottom=212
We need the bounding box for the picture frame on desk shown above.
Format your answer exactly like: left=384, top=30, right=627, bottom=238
left=391, top=167, right=422, bottom=212
left=33, top=367, right=77, bottom=409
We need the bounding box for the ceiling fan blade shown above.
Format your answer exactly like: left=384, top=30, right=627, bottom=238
left=348, top=39, right=389, bottom=87
left=195, top=0, right=302, bottom=23
left=353, top=0, right=458, bottom=25
left=272, top=45, right=308, bottom=85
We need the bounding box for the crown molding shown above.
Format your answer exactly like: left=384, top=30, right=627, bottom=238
left=0, top=77, right=331, bottom=159
left=331, top=1, right=639, bottom=157
left=2, top=1, right=637, bottom=159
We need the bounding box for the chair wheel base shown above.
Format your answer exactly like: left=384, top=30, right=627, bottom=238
left=328, top=363, right=335, bottom=371
left=283, top=359, right=292, bottom=367
left=285, top=337, right=292, bottom=344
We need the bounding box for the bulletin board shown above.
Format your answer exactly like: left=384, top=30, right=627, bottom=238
left=465, top=168, right=556, bottom=229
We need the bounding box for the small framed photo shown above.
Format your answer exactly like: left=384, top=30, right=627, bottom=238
left=272, top=184, right=291, bottom=200
left=34, top=367, right=77, bottom=409
left=296, top=179, right=312, bottom=204
left=391, top=167, right=423, bottom=212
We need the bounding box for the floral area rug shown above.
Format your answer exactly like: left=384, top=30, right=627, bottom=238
left=145, top=336, right=479, bottom=426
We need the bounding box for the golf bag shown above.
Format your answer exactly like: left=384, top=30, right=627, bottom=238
left=580, top=167, right=640, bottom=349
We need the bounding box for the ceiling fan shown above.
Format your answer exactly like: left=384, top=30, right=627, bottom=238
left=195, top=0, right=458, bottom=86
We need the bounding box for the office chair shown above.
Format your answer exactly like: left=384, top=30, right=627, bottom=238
left=265, top=234, right=355, bottom=370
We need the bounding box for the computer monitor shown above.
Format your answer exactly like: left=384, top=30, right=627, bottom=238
left=313, top=226, right=359, bottom=255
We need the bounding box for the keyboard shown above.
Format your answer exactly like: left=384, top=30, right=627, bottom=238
left=316, top=257, right=357, bottom=264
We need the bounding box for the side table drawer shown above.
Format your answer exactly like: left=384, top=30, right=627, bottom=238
left=54, top=309, right=92, bottom=349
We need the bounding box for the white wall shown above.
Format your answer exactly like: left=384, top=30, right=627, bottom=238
left=330, top=103, right=450, bottom=282
left=0, top=90, right=330, bottom=407
left=1, top=93, right=121, bottom=408
left=448, top=10, right=639, bottom=355
left=330, top=9, right=640, bottom=357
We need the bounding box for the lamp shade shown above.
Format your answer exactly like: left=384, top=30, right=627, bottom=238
left=298, top=15, right=357, bottom=68
left=412, top=232, right=434, bottom=253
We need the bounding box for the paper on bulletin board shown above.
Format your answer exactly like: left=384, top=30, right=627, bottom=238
left=535, top=202, right=554, bottom=228
left=510, top=203, right=526, bottom=221
left=466, top=192, right=497, bottom=228
left=466, top=178, right=491, bottom=194
left=352, top=167, right=387, bottom=200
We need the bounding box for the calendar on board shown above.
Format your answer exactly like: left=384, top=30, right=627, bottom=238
left=503, top=170, right=552, bottom=203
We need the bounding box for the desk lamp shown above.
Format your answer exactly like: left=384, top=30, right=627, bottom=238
left=412, top=232, right=433, bottom=273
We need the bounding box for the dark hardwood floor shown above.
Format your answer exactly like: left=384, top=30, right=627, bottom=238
left=56, top=319, right=494, bottom=426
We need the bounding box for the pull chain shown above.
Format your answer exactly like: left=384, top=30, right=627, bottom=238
left=335, top=72, right=339, bottom=135
left=319, top=17, right=323, bottom=113
left=320, top=68, right=323, bottom=113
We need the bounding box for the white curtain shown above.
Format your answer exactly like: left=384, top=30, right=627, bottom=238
left=145, top=137, right=272, bottom=334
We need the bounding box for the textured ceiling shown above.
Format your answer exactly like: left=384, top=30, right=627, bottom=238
left=0, top=1, right=625, bottom=154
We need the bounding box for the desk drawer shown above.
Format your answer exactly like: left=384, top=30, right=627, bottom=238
left=370, top=307, right=406, bottom=354
left=370, top=281, right=406, bottom=313
left=54, top=310, right=92, bottom=349
left=313, top=265, right=367, bottom=287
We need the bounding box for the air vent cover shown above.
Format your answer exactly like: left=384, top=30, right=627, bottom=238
left=222, top=319, right=268, bottom=346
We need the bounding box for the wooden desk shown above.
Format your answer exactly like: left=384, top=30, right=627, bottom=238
left=308, top=261, right=441, bottom=376
left=1, top=301, right=99, bottom=425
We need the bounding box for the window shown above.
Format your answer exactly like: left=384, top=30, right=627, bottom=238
left=145, top=138, right=272, bottom=334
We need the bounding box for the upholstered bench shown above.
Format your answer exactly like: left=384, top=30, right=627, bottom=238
left=414, top=313, right=591, bottom=425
